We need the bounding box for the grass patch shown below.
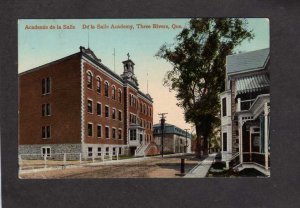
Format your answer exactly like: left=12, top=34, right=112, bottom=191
left=207, top=162, right=267, bottom=177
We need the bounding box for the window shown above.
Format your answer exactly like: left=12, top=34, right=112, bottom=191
left=106, top=147, right=109, bottom=155
left=87, top=71, right=93, bottom=89
left=222, top=97, right=227, bottom=117
left=88, top=123, right=93, bottom=137
left=97, top=147, right=102, bottom=156
left=118, top=89, right=122, bottom=103
left=143, top=104, right=146, bottom=114
left=119, top=147, right=122, bottom=155
left=42, top=126, right=51, bottom=139
left=223, top=132, right=227, bottom=151
left=118, top=110, right=122, bottom=121
left=96, top=77, right=101, bottom=93
left=41, top=147, right=51, bottom=157
left=97, top=103, right=102, bottom=116
left=112, top=108, right=116, bottom=119
left=105, top=106, right=109, bottom=118
left=42, top=103, right=51, bottom=116
left=88, top=147, right=93, bottom=157
left=140, top=103, right=142, bottom=113
left=105, top=126, right=110, bottom=139
left=104, top=82, right=109, bottom=97
left=112, top=147, right=116, bottom=155
left=130, top=129, right=137, bottom=140
left=130, top=113, right=136, bottom=124
left=87, top=100, right=93, bottom=113
left=149, top=108, right=152, bottom=116
left=112, top=86, right=116, bottom=100
left=112, top=128, right=116, bottom=139
left=42, top=77, right=51, bottom=94
left=118, top=129, right=122, bottom=140
left=97, top=125, right=102, bottom=138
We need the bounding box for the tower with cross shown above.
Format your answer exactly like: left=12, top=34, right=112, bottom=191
left=121, top=52, right=139, bottom=86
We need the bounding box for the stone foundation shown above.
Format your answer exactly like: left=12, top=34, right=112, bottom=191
left=19, top=144, right=82, bottom=160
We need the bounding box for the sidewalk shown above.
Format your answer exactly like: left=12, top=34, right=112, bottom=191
left=184, top=153, right=216, bottom=178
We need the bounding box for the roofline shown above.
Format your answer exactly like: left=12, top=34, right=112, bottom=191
left=19, top=46, right=153, bottom=103
left=226, top=48, right=269, bottom=58
left=82, top=52, right=124, bottom=83
left=138, top=90, right=153, bottom=103
left=153, top=123, right=192, bottom=134
left=227, top=48, right=270, bottom=76
left=18, top=52, right=81, bottom=76
left=153, top=131, right=192, bottom=139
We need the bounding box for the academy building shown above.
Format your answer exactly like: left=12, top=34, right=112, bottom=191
left=19, top=46, right=159, bottom=159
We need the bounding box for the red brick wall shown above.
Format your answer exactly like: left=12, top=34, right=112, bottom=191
left=19, top=54, right=82, bottom=145
left=137, top=96, right=153, bottom=141
left=82, top=61, right=125, bottom=145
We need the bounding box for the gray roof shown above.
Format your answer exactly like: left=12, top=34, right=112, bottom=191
left=236, top=74, right=269, bottom=95
left=226, top=48, right=269, bottom=75
left=153, top=123, right=192, bottom=139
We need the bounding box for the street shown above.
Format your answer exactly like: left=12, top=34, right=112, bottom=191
left=19, top=155, right=199, bottom=179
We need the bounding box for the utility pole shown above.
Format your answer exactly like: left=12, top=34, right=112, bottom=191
left=184, top=129, right=189, bottom=153
left=158, top=113, right=168, bottom=157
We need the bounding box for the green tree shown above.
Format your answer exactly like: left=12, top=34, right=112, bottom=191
left=156, top=18, right=254, bottom=158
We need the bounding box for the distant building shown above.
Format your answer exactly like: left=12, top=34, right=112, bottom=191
left=153, top=123, right=192, bottom=154
left=220, top=48, right=270, bottom=175
left=19, top=46, right=159, bottom=159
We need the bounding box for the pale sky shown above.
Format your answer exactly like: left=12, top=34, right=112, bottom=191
left=18, top=18, right=269, bottom=132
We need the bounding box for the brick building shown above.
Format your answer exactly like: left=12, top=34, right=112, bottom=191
left=153, top=123, right=192, bottom=154
left=220, top=48, right=270, bottom=175
left=19, top=46, right=159, bottom=159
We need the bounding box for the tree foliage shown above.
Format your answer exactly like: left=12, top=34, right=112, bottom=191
left=156, top=18, right=254, bottom=157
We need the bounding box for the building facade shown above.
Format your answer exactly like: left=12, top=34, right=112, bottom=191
left=19, top=46, right=159, bottom=159
left=220, top=48, right=270, bottom=175
left=153, top=123, right=192, bottom=154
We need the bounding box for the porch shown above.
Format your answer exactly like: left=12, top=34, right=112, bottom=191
left=234, top=94, right=270, bottom=175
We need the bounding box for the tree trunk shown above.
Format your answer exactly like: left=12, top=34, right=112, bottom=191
left=202, top=136, right=209, bottom=156
left=195, top=124, right=203, bottom=158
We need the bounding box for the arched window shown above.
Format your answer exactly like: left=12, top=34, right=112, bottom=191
left=104, top=82, right=109, bottom=97
left=87, top=71, right=93, bottom=89
left=96, top=77, right=101, bottom=93
left=112, top=86, right=116, bottom=100
left=118, top=89, right=122, bottom=103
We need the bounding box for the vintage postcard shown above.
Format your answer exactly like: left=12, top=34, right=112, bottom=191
left=18, top=18, right=270, bottom=179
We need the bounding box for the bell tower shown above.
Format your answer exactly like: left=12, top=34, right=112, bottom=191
left=121, top=53, right=139, bottom=86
